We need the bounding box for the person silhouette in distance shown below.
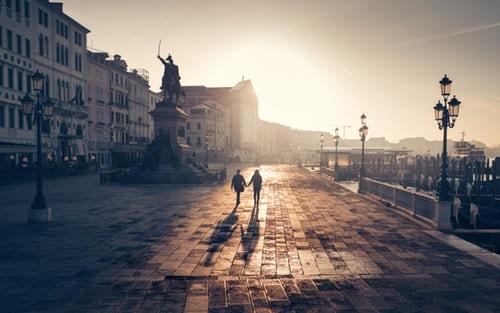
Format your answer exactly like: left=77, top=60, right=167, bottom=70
left=231, top=169, right=246, bottom=206
left=247, top=169, right=262, bottom=207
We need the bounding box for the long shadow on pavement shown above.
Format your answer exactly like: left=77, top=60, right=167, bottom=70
left=203, top=204, right=242, bottom=266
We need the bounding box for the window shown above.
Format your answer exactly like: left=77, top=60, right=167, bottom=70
left=197, top=122, right=201, bottom=130
left=38, top=34, right=43, bottom=55
left=197, top=137, right=201, bottom=146
left=74, top=53, right=82, bottom=72
left=0, top=106, right=4, bottom=127
left=57, top=79, right=61, bottom=99
left=18, top=109, right=23, bottom=129
left=25, top=38, right=30, bottom=58
left=44, top=36, right=49, bottom=58
left=0, top=26, right=2, bottom=47
left=6, top=0, right=12, bottom=9
left=16, top=34, right=22, bottom=54
left=43, top=74, right=49, bottom=97
left=64, top=46, right=68, bottom=66
left=56, top=43, right=60, bottom=63
left=0, top=65, right=3, bottom=86
left=74, top=31, right=82, bottom=46
left=25, top=74, right=31, bottom=93
left=17, top=71, right=23, bottom=91
left=7, top=68, right=14, bottom=89
left=187, top=122, right=190, bottom=130
left=15, top=0, right=20, bottom=14
left=55, top=20, right=68, bottom=38
left=187, top=137, right=191, bottom=145
left=38, top=9, right=48, bottom=27
left=7, top=30, right=13, bottom=50
left=24, top=1, right=30, bottom=18
left=8, top=108, right=15, bottom=128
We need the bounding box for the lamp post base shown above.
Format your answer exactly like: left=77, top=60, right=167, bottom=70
left=435, top=201, right=452, bottom=230
left=28, top=208, right=52, bottom=223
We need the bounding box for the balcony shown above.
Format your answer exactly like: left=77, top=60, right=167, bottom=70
left=54, top=101, right=89, bottom=119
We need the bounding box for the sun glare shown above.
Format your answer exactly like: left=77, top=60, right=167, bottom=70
left=217, top=41, right=338, bottom=131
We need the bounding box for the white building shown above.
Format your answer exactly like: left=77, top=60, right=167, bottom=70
left=0, top=0, right=89, bottom=167
left=86, top=50, right=112, bottom=167
left=86, top=51, right=154, bottom=168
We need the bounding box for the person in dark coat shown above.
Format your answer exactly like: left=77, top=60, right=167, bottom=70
left=247, top=169, right=263, bottom=206
left=231, top=169, right=247, bottom=206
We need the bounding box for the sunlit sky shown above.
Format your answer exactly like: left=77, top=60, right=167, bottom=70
left=62, top=0, right=500, bottom=146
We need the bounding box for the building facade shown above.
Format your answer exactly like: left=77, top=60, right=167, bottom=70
left=86, top=50, right=111, bottom=167
left=185, top=99, right=230, bottom=164
left=183, top=80, right=258, bottom=164
left=228, top=79, right=258, bottom=162
left=0, top=0, right=89, bottom=169
left=86, top=52, right=153, bottom=168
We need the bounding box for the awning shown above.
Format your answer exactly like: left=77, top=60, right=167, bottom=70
left=0, top=142, right=52, bottom=154
left=74, top=139, right=87, bottom=156
left=111, top=144, right=145, bottom=153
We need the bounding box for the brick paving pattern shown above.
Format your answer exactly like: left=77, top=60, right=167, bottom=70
left=0, top=165, right=498, bottom=312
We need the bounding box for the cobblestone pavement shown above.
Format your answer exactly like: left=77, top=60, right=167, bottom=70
left=0, top=165, right=499, bottom=313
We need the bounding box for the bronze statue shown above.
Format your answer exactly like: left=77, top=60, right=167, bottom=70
left=158, top=53, right=184, bottom=103
left=143, top=128, right=180, bottom=169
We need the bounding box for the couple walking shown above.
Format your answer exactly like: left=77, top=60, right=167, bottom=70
left=230, top=169, right=262, bottom=206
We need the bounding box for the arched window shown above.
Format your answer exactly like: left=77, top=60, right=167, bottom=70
left=57, top=79, right=61, bottom=100
left=44, top=36, right=49, bottom=58
left=38, top=34, right=43, bottom=55
left=60, top=122, right=68, bottom=135
left=44, top=74, right=49, bottom=97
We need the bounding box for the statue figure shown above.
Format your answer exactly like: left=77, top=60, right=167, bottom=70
left=158, top=53, right=184, bottom=103
left=143, top=128, right=180, bottom=169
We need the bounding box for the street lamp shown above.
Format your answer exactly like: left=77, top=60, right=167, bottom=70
left=434, top=74, right=462, bottom=201
left=205, top=134, right=209, bottom=166
left=334, top=127, right=340, bottom=173
left=320, top=133, right=324, bottom=168
left=359, top=114, right=368, bottom=180
left=19, top=70, right=54, bottom=222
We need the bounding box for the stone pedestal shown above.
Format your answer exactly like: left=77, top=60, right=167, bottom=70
left=28, top=208, right=52, bottom=223
left=150, top=99, right=191, bottom=165
left=435, top=201, right=452, bottom=230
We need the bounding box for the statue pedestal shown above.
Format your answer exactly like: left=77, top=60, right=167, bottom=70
left=150, top=100, right=191, bottom=165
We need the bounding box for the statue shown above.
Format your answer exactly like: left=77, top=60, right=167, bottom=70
left=143, top=128, right=180, bottom=170
left=158, top=53, right=184, bottom=103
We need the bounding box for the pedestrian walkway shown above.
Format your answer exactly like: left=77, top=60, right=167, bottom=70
left=0, top=165, right=498, bottom=312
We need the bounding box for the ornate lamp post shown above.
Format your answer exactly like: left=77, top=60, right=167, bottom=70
left=359, top=114, right=368, bottom=179
left=334, top=127, right=340, bottom=173
left=205, top=134, right=209, bottom=166
left=433, top=74, right=461, bottom=201
left=20, top=70, right=54, bottom=222
left=319, top=133, right=324, bottom=168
